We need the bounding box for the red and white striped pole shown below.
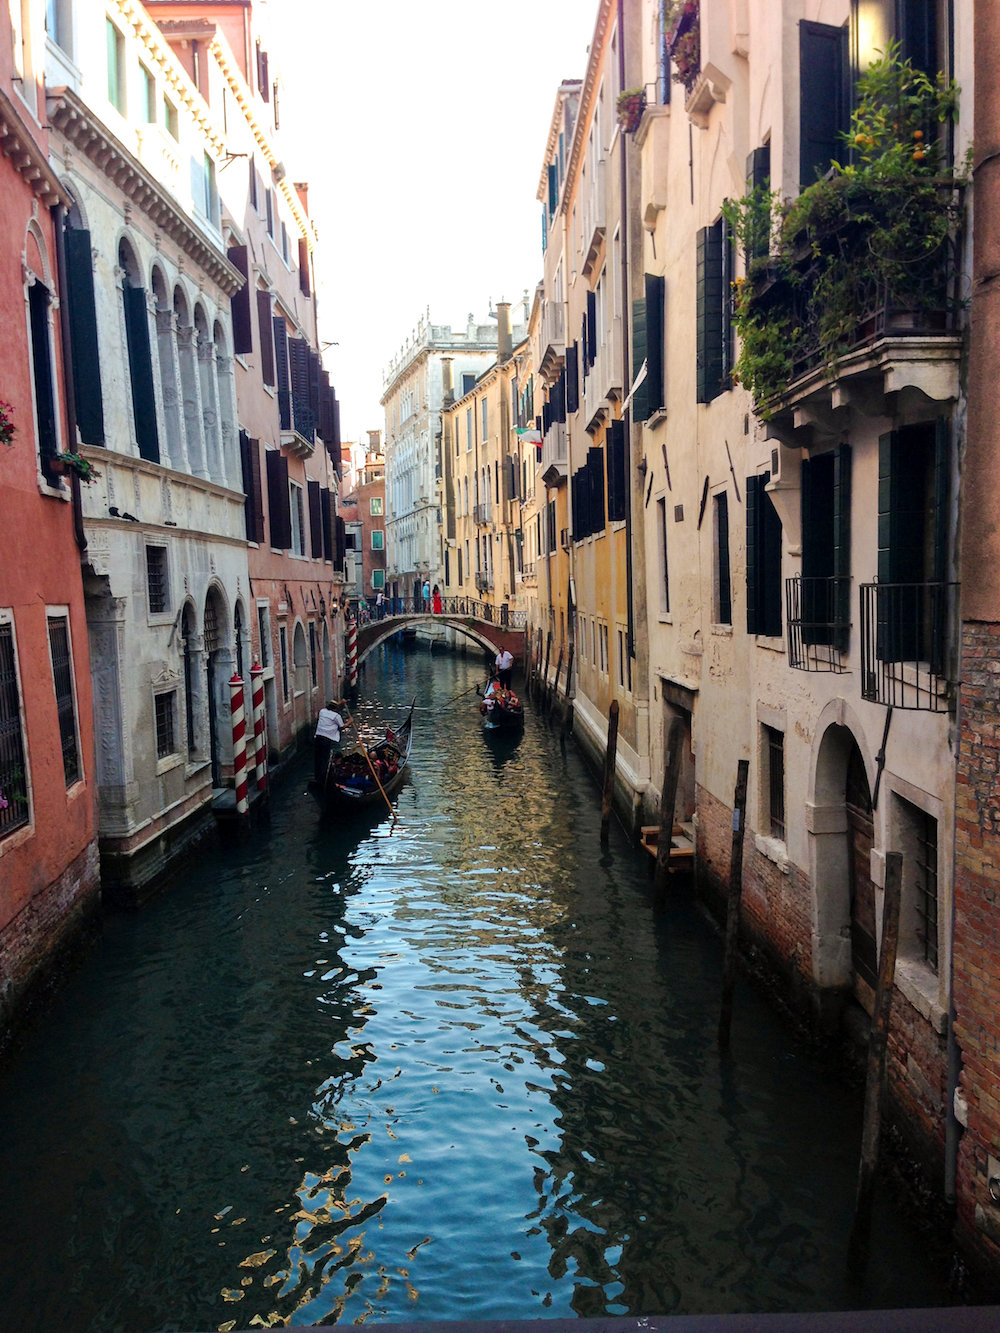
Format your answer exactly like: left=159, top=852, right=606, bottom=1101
left=250, top=661, right=267, bottom=793
left=346, top=614, right=358, bottom=689
left=229, top=673, right=249, bottom=817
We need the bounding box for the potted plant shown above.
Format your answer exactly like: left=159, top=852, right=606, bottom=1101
left=0, top=399, right=15, bottom=447
left=663, top=0, right=700, bottom=90
left=56, top=450, right=102, bottom=483
left=616, top=87, right=646, bottom=134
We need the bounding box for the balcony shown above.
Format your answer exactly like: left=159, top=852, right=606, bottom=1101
left=475, top=571, right=493, bottom=592
left=473, top=503, right=491, bottom=526
left=786, top=576, right=850, bottom=672
left=539, top=302, right=565, bottom=379
left=859, top=581, right=958, bottom=711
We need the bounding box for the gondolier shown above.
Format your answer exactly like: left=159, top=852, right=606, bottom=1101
left=314, top=699, right=345, bottom=783
left=495, top=647, right=514, bottom=688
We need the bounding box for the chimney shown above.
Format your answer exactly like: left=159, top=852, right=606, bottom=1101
left=441, top=356, right=455, bottom=406
left=497, top=302, right=512, bottom=363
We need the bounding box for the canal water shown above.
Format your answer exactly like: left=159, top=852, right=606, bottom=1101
left=0, top=646, right=955, bottom=1331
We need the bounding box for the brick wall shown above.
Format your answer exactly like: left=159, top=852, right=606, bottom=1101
left=953, top=621, right=1000, bottom=1284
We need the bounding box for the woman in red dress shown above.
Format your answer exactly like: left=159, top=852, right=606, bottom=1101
left=432, top=584, right=442, bottom=614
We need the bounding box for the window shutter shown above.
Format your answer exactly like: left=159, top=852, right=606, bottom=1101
left=588, top=445, right=606, bottom=534
left=762, top=475, right=783, bottom=637
left=124, top=285, right=159, bottom=462
left=932, top=418, right=949, bottom=583
left=696, top=223, right=724, bottom=403
left=239, top=431, right=265, bottom=543
left=799, top=20, right=848, bottom=188
left=833, top=443, right=852, bottom=648
left=745, top=145, right=772, bottom=262
left=256, top=291, right=275, bottom=385
left=273, top=316, right=291, bottom=429
left=581, top=313, right=589, bottom=381
left=607, top=419, right=627, bottom=522
left=65, top=228, right=105, bottom=445
left=566, top=342, right=579, bottom=414
left=227, top=245, right=253, bottom=355
left=586, top=289, right=597, bottom=366
left=876, top=430, right=897, bottom=660
left=288, top=337, right=313, bottom=439
left=547, top=163, right=558, bottom=216
left=308, top=347, right=321, bottom=432
left=265, top=449, right=291, bottom=548
left=335, top=514, right=346, bottom=568
left=308, top=478, right=323, bottom=558
left=717, top=492, right=732, bottom=624
left=631, top=297, right=648, bottom=422
left=644, top=273, right=665, bottom=415
left=298, top=237, right=311, bottom=296
left=320, top=486, right=332, bottom=560
left=28, top=282, right=58, bottom=468
left=553, top=367, right=566, bottom=424
left=746, top=473, right=760, bottom=635
left=542, top=399, right=551, bottom=433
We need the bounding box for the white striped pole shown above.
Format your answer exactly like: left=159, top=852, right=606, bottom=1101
left=346, top=614, right=358, bottom=689
left=229, top=673, right=249, bottom=816
left=250, top=661, right=267, bottom=793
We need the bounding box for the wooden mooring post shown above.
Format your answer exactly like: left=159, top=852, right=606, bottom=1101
left=561, top=645, right=575, bottom=732
left=718, top=758, right=750, bottom=1050
left=848, top=849, right=903, bottom=1273
left=550, top=649, right=563, bottom=719
left=653, top=716, right=686, bottom=894
left=542, top=631, right=552, bottom=709
left=600, top=700, right=620, bottom=845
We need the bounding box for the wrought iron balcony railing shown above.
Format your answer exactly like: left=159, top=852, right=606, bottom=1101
left=786, top=576, right=850, bottom=672
left=859, top=580, right=958, bottom=711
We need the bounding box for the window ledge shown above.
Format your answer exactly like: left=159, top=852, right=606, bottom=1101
left=156, top=753, right=184, bottom=777
left=711, top=623, right=733, bottom=636
left=645, top=406, right=668, bottom=428
left=0, top=822, right=34, bottom=856
left=895, top=956, right=946, bottom=1034
left=755, top=634, right=785, bottom=653
left=754, top=833, right=790, bottom=873
left=185, top=759, right=211, bottom=779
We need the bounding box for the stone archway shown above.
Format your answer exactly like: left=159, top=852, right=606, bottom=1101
left=203, top=584, right=231, bottom=787
left=810, top=711, right=878, bottom=1013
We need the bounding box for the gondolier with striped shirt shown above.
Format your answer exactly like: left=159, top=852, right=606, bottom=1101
left=495, top=647, right=514, bottom=689
left=314, top=699, right=345, bottom=783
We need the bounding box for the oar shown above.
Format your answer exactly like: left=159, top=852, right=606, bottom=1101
left=340, top=703, right=398, bottom=824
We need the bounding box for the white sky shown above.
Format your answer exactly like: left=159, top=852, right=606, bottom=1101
left=264, top=0, right=597, bottom=444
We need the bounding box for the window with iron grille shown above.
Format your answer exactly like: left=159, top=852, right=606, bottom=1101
left=155, top=691, right=177, bottom=760
left=47, top=616, right=80, bottom=786
left=763, top=725, right=785, bottom=840
left=894, top=794, right=940, bottom=973
left=146, top=544, right=169, bottom=614
left=713, top=492, right=732, bottom=625
left=0, top=621, right=29, bottom=836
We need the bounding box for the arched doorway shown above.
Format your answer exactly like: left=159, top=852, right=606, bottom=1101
left=203, top=586, right=229, bottom=787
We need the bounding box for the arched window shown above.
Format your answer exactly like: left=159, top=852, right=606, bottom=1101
left=24, top=224, right=60, bottom=484
left=195, top=304, right=221, bottom=481
left=152, top=266, right=182, bottom=469
left=174, top=285, right=204, bottom=477
left=119, top=239, right=159, bottom=462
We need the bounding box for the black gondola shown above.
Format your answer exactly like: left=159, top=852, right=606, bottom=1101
left=479, top=678, right=524, bottom=732
left=309, top=700, right=415, bottom=813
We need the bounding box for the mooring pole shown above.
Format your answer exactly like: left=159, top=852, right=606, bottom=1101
left=718, top=758, right=750, bottom=1049
left=229, top=673, right=250, bottom=829
left=848, top=849, right=903, bottom=1272
left=562, top=645, right=575, bottom=732
left=551, top=648, right=563, bottom=719
left=653, top=716, right=686, bottom=894
left=600, top=700, right=621, bottom=845
left=542, top=630, right=552, bottom=709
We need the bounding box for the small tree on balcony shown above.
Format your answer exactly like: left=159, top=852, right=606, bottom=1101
left=723, top=43, right=965, bottom=412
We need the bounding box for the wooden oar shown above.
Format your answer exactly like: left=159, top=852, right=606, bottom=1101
left=340, top=703, right=398, bottom=824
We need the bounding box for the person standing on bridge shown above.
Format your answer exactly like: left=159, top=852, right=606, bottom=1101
left=495, top=647, right=514, bottom=689
left=432, top=584, right=442, bottom=614
left=376, top=590, right=385, bottom=619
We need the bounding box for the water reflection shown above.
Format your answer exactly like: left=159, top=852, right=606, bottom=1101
left=0, top=648, right=954, bottom=1331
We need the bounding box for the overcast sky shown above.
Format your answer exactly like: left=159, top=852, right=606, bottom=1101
left=264, top=0, right=597, bottom=444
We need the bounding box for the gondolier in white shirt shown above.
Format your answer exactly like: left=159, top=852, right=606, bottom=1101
left=495, top=647, right=514, bottom=689
left=314, top=699, right=345, bottom=783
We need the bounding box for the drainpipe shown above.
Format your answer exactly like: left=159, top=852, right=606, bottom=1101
left=618, top=0, right=635, bottom=663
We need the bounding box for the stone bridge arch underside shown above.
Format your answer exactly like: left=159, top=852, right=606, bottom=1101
left=354, top=616, right=525, bottom=672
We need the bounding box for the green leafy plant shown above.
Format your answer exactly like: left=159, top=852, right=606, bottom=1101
left=723, top=43, right=965, bottom=413
left=662, top=0, right=700, bottom=88
left=57, top=450, right=101, bottom=482
left=616, top=87, right=646, bottom=132
left=0, top=399, right=14, bottom=446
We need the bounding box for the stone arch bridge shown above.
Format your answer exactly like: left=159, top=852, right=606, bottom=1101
left=352, top=596, right=526, bottom=673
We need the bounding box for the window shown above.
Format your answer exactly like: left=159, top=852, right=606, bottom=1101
left=372, top=569, right=385, bottom=590
left=696, top=217, right=734, bottom=404
left=370, top=496, right=383, bottom=515
left=481, top=397, right=488, bottom=440
left=280, top=222, right=289, bottom=264
left=257, top=604, right=271, bottom=669
left=146, top=544, right=169, bottom=614
left=106, top=19, right=125, bottom=114
left=194, top=153, right=218, bottom=226
left=0, top=619, right=29, bottom=836
left=713, top=492, right=732, bottom=625
left=120, top=251, right=160, bottom=464
left=46, top=0, right=71, bottom=53
left=140, top=63, right=156, bottom=122
left=309, top=622, right=317, bottom=688
left=656, top=497, right=670, bottom=614
left=163, top=96, right=178, bottom=140
left=894, top=796, right=939, bottom=973
left=763, top=725, right=786, bottom=840
left=617, top=628, right=625, bottom=687
left=155, top=690, right=177, bottom=760
left=746, top=472, right=782, bottom=637
left=279, top=625, right=289, bottom=702
left=800, top=20, right=848, bottom=188
left=799, top=444, right=851, bottom=650
left=371, top=530, right=384, bottom=550
left=289, top=480, right=305, bottom=556
left=28, top=276, right=60, bottom=482
left=599, top=622, right=609, bottom=674
left=466, top=407, right=473, bottom=450
left=265, top=189, right=274, bottom=238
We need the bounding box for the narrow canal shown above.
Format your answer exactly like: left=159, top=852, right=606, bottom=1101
left=1, top=647, right=955, bottom=1331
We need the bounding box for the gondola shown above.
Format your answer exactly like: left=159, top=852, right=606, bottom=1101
left=309, top=700, right=415, bottom=813
left=479, top=677, right=524, bottom=732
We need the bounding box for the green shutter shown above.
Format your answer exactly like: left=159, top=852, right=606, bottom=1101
left=746, top=473, right=759, bottom=635
left=65, top=228, right=105, bottom=445
left=644, top=273, right=665, bottom=414
left=697, top=224, right=724, bottom=402
left=833, top=443, right=852, bottom=648
left=877, top=431, right=894, bottom=586
left=632, top=297, right=648, bottom=423
left=799, top=21, right=848, bottom=188
left=762, top=478, right=783, bottom=637
left=124, top=285, right=159, bottom=463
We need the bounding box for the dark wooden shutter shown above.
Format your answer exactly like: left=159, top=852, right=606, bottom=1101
left=745, top=145, right=772, bottom=262
left=696, top=223, right=724, bottom=403
left=124, top=284, right=159, bottom=462
left=631, top=297, right=647, bottom=422
left=717, top=491, right=732, bottom=625
left=644, top=273, right=665, bottom=414
left=257, top=291, right=275, bottom=385
left=335, top=514, right=346, bottom=568
left=581, top=313, right=589, bottom=381
left=308, top=478, right=323, bottom=557
left=552, top=367, right=566, bottom=424
left=586, top=289, right=597, bottom=366
left=288, top=337, right=314, bottom=440
left=298, top=237, right=311, bottom=296
left=899, top=0, right=937, bottom=82
left=799, top=20, right=848, bottom=188
left=607, top=419, right=627, bottom=522
left=227, top=245, right=252, bottom=355
left=833, top=443, right=852, bottom=648
left=28, top=282, right=58, bottom=465
left=588, top=445, right=605, bottom=534
left=273, top=315, right=291, bottom=429
left=265, top=448, right=291, bottom=548
left=746, top=473, right=760, bottom=636
left=542, top=399, right=551, bottom=433
left=239, top=431, right=265, bottom=543
left=308, top=348, right=321, bottom=431
left=746, top=473, right=783, bottom=637
left=65, top=228, right=105, bottom=445
left=547, top=163, right=558, bottom=215
left=566, top=342, right=579, bottom=414
left=320, top=486, right=332, bottom=560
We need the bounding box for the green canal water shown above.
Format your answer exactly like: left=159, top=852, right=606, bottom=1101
left=0, top=646, right=956, bottom=1330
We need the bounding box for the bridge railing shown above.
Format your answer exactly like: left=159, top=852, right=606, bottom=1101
left=361, top=595, right=526, bottom=629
